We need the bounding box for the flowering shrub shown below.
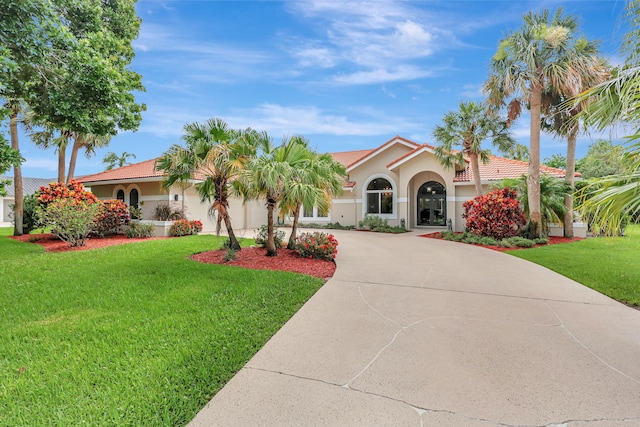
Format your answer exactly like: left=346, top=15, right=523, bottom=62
left=126, top=222, right=155, bottom=238
left=462, top=188, right=526, bottom=239
left=93, top=199, right=131, bottom=237
left=37, top=180, right=98, bottom=210
left=37, top=199, right=99, bottom=247
left=169, top=219, right=203, bottom=236
left=294, top=232, right=338, bottom=261
left=255, top=224, right=286, bottom=248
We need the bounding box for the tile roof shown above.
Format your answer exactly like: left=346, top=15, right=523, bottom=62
left=342, top=135, right=420, bottom=170
left=330, top=149, right=374, bottom=167
left=453, top=155, right=578, bottom=182
left=0, top=176, right=55, bottom=197
left=78, top=158, right=164, bottom=183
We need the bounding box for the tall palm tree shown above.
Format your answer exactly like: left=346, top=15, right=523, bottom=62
left=66, top=132, right=112, bottom=182
left=281, top=150, right=346, bottom=249
left=541, top=55, right=609, bottom=238
left=239, top=135, right=313, bottom=256
left=155, top=118, right=258, bottom=251
left=484, top=8, right=599, bottom=238
left=433, top=101, right=515, bottom=196
left=6, top=100, right=24, bottom=235
left=103, top=151, right=136, bottom=170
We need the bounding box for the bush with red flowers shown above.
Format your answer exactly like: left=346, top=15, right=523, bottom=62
left=37, top=180, right=98, bottom=210
left=294, top=232, right=338, bottom=261
left=169, top=219, right=203, bottom=236
left=462, top=188, right=526, bottom=239
left=93, top=199, right=131, bottom=237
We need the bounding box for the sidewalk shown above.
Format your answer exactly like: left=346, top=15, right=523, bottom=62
left=189, top=230, right=640, bottom=426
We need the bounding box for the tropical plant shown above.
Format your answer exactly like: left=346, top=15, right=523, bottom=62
left=152, top=202, right=184, bottom=221
left=103, top=151, right=137, bottom=170
left=37, top=198, right=99, bottom=247
left=576, top=140, right=627, bottom=179
left=238, top=135, right=315, bottom=256
left=255, top=224, right=286, bottom=249
left=295, top=232, right=339, bottom=261
left=543, top=154, right=567, bottom=169
left=500, top=143, right=530, bottom=162
left=495, top=174, right=570, bottom=234
left=125, top=221, right=154, bottom=238
left=93, top=199, right=130, bottom=237
left=169, top=219, right=203, bottom=237
left=462, top=188, right=526, bottom=239
left=155, top=118, right=258, bottom=251
left=485, top=8, right=600, bottom=238
left=433, top=101, right=515, bottom=196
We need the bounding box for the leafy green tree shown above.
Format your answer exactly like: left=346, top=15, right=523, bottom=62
left=156, top=118, right=258, bottom=251
left=576, top=140, right=626, bottom=179
left=495, top=174, right=570, bottom=234
left=433, top=101, right=515, bottom=196
left=543, top=154, right=566, bottom=169
left=485, top=8, right=599, bottom=238
left=0, top=134, right=23, bottom=197
left=239, top=135, right=315, bottom=256
left=103, top=151, right=136, bottom=170
left=500, top=143, right=530, bottom=162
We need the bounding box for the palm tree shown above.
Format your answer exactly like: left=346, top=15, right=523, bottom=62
left=239, top=135, right=314, bottom=256
left=6, top=100, right=24, bottom=235
left=495, top=174, right=570, bottom=235
left=433, top=101, right=515, bottom=196
left=155, top=118, right=258, bottom=251
left=484, top=8, right=599, bottom=238
left=103, top=151, right=136, bottom=170
left=281, top=150, right=346, bottom=249
left=540, top=55, right=609, bottom=238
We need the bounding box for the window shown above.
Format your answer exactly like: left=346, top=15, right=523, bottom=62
left=301, top=205, right=330, bottom=220
left=116, top=189, right=125, bottom=202
left=366, top=178, right=393, bottom=215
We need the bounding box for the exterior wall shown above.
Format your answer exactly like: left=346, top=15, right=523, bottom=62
left=453, top=184, right=478, bottom=232
left=347, top=143, right=414, bottom=226
left=2, top=197, right=13, bottom=222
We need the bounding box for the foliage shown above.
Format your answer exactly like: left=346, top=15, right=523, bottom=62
left=37, top=198, right=99, bottom=247
left=169, top=219, right=203, bottom=237
left=357, top=214, right=399, bottom=232
left=255, top=224, right=286, bottom=249
left=94, top=199, right=130, bottom=237
left=156, top=118, right=258, bottom=251
left=500, top=143, right=529, bottom=162
left=543, top=154, right=567, bottom=169
left=0, top=228, right=322, bottom=425
left=152, top=202, right=184, bottom=221
left=224, top=249, right=237, bottom=262
left=576, top=139, right=626, bottom=178
left=463, top=188, right=526, bottom=239
left=501, top=236, right=536, bottom=248
left=36, top=180, right=98, bottom=210
left=433, top=101, right=514, bottom=195
left=103, top=151, right=136, bottom=170
left=495, top=174, right=570, bottom=232
left=295, top=231, right=339, bottom=261
left=125, top=221, right=154, bottom=238
left=300, top=222, right=355, bottom=230
left=0, top=139, right=23, bottom=197
left=438, top=231, right=545, bottom=248
left=19, top=193, right=39, bottom=234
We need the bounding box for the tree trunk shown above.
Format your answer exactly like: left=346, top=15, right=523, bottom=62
left=287, top=204, right=301, bottom=250
left=66, top=136, right=82, bottom=183
left=266, top=200, right=277, bottom=256
left=528, top=85, right=543, bottom=238
left=10, top=109, right=23, bottom=236
left=57, top=145, right=66, bottom=183
left=563, top=129, right=577, bottom=238
left=223, top=212, right=241, bottom=251
left=469, top=152, right=483, bottom=196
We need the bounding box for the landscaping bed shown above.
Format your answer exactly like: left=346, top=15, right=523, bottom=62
left=421, top=232, right=583, bottom=252
left=8, top=233, right=164, bottom=252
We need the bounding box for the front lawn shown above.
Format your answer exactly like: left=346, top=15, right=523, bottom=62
left=508, top=225, right=640, bottom=307
left=0, top=229, right=323, bottom=426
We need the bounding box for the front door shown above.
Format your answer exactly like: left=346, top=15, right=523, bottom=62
left=417, top=181, right=446, bottom=226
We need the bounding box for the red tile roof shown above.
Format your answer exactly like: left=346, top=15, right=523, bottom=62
left=454, top=155, right=578, bottom=182
left=79, top=158, right=164, bottom=183
left=331, top=149, right=374, bottom=167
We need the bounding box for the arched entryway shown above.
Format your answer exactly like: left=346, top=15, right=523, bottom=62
left=417, top=181, right=446, bottom=226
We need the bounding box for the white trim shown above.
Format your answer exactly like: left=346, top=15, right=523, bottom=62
left=140, top=195, right=172, bottom=202
left=398, top=197, right=408, bottom=203
left=82, top=177, right=166, bottom=186
left=447, top=196, right=474, bottom=202
left=387, top=145, right=436, bottom=171
left=347, top=137, right=418, bottom=172
left=362, top=173, right=397, bottom=220
left=112, top=184, right=126, bottom=200
left=299, top=204, right=331, bottom=221
left=333, top=199, right=358, bottom=204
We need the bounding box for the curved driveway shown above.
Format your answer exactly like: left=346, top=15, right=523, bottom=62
left=190, top=230, right=640, bottom=426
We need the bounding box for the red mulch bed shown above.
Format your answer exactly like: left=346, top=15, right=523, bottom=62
left=8, top=233, right=165, bottom=253
left=192, top=247, right=336, bottom=280
left=420, top=232, right=584, bottom=252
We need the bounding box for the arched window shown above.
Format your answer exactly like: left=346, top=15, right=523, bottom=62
left=129, top=189, right=139, bottom=218
left=116, top=189, right=125, bottom=202
left=366, top=178, right=393, bottom=215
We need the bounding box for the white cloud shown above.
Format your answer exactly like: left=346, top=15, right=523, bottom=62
left=23, top=158, right=59, bottom=172
left=460, top=83, right=484, bottom=98
left=333, top=66, right=433, bottom=85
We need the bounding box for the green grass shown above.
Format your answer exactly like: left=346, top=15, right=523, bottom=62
left=0, top=228, right=323, bottom=426
left=508, top=225, right=640, bottom=307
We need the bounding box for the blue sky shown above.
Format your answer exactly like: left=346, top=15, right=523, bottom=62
left=15, top=0, right=629, bottom=178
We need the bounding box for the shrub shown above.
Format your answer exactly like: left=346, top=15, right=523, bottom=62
left=358, top=214, right=392, bottom=232
left=533, top=237, right=549, bottom=245
left=224, top=249, right=237, bottom=262
left=21, top=193, right=39, bottom=234
left=295, top=232, right=338, bottom=261
left=93, top=199, right=130, bottom=237
left=153, top=202, right=184, bottom=221
left=37, top=180, right=98, bottom=210
left=125, top=222, right=155, bottom=238
left=169, top=219, right=203, bottom=237
left=37, top=199, right=99, bottom=247
left=462, top=188, right=526, bottom=239
left=501, top=236, right=536, bottom=248
left=255, top=224, right=286, bottom=248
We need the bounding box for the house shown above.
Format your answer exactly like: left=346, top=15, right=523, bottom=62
left=78, top=136, right=575, bottom=233
left=0, top=176, right=54, bottom=223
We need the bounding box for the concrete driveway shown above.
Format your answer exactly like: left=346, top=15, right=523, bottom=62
left=189, top=230, right=640, bottom=426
